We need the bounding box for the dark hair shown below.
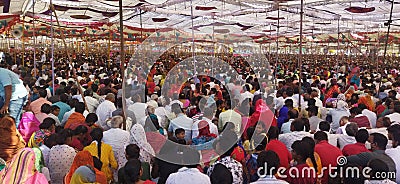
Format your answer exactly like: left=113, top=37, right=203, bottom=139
left=257, top=150, right=280, bottom=176
left=90, top=128, right=104, bottom=159
left=116, top=97, right=123, bottom=108
left=368, top=159, right=390, bottom=180
left=314, top=131, right=328, bottom=141
left=51, top=105, right=60, bottom=112
left=350, top=107, right=362, bottom=115
left=124, top=159, right=142, bottom=182
left=55, top=129, right=73, bottom=145
left=75, top=102, right=85, bottom=114
left=284, top=99, right=294, bottom=108
left=355, top=129, right=369, bottom=143
left=318, top=121, right=330, bottom=132
left=288, top=109, right=299, bottom=119
left=84, top=89, right=93, bottom=97
left=254, top=135, right=267, bottom=151
left=175, top=128, right=185, bottom=136
left=357, top=103, right=367, bottom=110
left=171, top=103, right=182, bottom=114
left=210, top=164, right=233, bottom=184
left=292, top=118, right=304, bottom=131
left=60, top=93, right=69, bottom=103
left=125, top=144, right=140, bottom=159
left=68, top=98, right=79, bottom=109
left=85, top=113, right=98, bottom=123
left=213, top=130, right=238, bottom=156
left=44, top=134, right=57, bottom=148
left=387, top=124, right=400, bottom=137
left=307, top=106, right=318, bottom=116
left=302, top=118, right=310, bottom=132
left=38, top=89, right=47, bottom=98
left=394, top=101, right=400, bottom=113
left=73, top=125, right=88, bottom=136
left=301, top=137, right=318, bottom=173
left=381, top=117, right=392, bottom=127
left=40, top=104, right=52, bottom=114
left=222, top=122, right=235, bottom=132
left=39, top=117, right=56, bottom=129
left=370, top=133, right=388, bottom=150
left=246, top=127, right=255, bottom=140
left=267, top=126, right=279, bottom=140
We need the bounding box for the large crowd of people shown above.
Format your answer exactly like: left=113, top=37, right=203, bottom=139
left=0, top=48, right=400, bottom=184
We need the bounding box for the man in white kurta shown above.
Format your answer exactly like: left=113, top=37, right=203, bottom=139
left=95, top=93, right=116, bottom=130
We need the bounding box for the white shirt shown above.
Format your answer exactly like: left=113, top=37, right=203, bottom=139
left=48, top=113, right=61, bottom=127
left=166, top=167, right=211, bottom=184
left=279, top=131, right=312, bottom=151
left=155, top=106, right=171, bottom=128
left=274, top=96, right=285, bottom=112
left=168, top=114, right=194, bottom=141
left=218, top=109, right=242, bottom=134
left=280, top=119, right=293, bottom=134
left=251, top=176, right=289, bottom=184
left=84, top=96, right=99, bottom=113
left=96, top=100, right=117, bottom=130
left=338, top=135, right=356, bottom=150
left=191, top=117, right=219, bottom=139
left=322, top=131, right=341, bottom=147
left=39, top=145, right=51, bottom=166
left=128, top=102, right=148, bottom=123
left=170, top=100, right=183, bottom=108
left=386, top=113, right=400, bottom=123
left=103, top=128, right=130, bottom=150
left=385, top=146, right=400, bottom=184
left=362, top=109, right=377, bottom=128
left=240, top=91, right=254, bottom=103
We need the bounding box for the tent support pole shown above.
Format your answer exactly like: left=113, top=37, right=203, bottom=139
left=274, top=5, right=279, bottom=91
left=33, top=0, right=37, bottom=78
left=119, top=0, right=127, bottom=130
left=379, top=0, right=394, bottom=89
left=50, top=1, right=55, bottom=96
left=49, top=3, right=89, bottom=111
left=298, top=0, right=304, bottom=108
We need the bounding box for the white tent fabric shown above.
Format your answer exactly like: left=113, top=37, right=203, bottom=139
left=1, top=0, right=400, bottom=37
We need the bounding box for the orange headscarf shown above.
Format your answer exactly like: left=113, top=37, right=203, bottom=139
left=64, top=150, right=107, bottom=184
left=0, top=116, right=26, bottom=163
left=358, top=95, right=375, bottom=111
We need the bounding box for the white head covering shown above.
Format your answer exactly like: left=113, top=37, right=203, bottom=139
left=130, top=124, right=155, bottom=163
left=337, top=100, right=348, bottom=110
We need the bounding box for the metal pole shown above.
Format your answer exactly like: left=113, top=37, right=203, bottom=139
left=379, top=0, right=395, bottom=89
left=274, top=5, right=280, bottom=91
left=119, top=0, right=127, bottom=130
left=33, top=0, right=37, bottom=78
left=22, top=16, right=25, bottom=67
left=50, top=0, right=55, bottom=96
left=298, top=0, right=304, bottom=108
left=49, top=3, right=89, bottom=111
left=190, top=0, right=196, bottom=77
left=336, top=17, right=340, bottom=75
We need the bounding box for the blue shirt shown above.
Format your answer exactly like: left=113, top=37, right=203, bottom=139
left=53, top=101, right=71, bottom=122
left=0, top=68, right=28, bottom=100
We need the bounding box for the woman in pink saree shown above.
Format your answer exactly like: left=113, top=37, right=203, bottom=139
left=18, top=111, right=40, bottom=143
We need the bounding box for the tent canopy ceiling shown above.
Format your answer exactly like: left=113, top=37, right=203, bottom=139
left=1, top=0, right=400, bottom=39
